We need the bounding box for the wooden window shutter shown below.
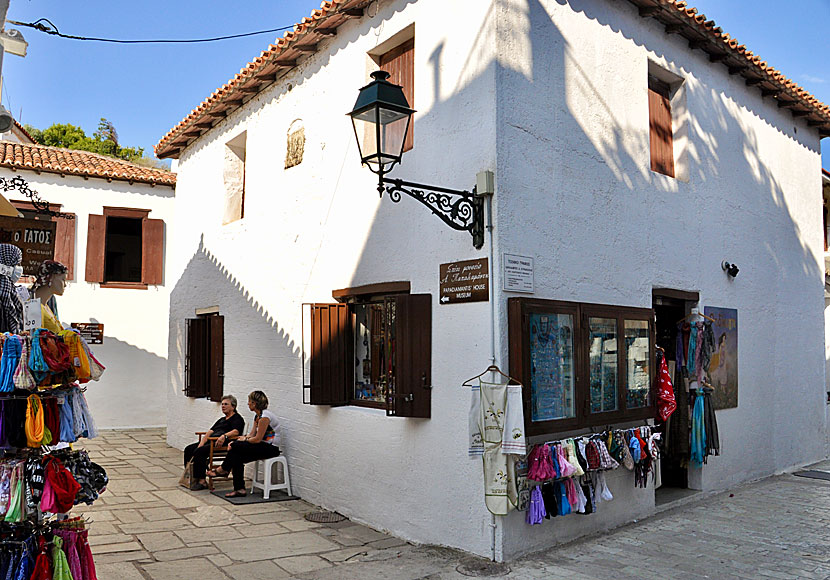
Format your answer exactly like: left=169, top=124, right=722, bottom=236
left=141, top=218, right=165, bottom=285
left=380, top=38, right=414, bottom=152
left=53, top=214, right=76, bottom=280
left=648, top=78, right=674, bottom=177
left=85, top=214, right=106, bottom=283
left=208, top=315, right=224, bottom=402
left=185, top=317, right=209, bottom=397
left=308, top=303, right=351, bottom=405
left=388, top=293, right=431, bottom=418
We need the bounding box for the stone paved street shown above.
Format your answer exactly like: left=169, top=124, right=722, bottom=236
left=78, top=429, right=830, bottom=579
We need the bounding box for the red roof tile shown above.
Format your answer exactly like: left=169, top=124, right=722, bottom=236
left=0, top=141, right=176, bottom=187
left=155, top=0, right=830, bottom=159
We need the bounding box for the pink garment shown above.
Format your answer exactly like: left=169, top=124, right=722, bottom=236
left=556, top=444, right=576, bottom=478
left=78, top=528, right=98, bottom=580
left=527, top=444, right=556, bottom=481
left=564, top=478, right=578, bottom=508
left=39, top=477, right=56, bottom=513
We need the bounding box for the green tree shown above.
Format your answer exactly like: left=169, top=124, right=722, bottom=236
left=24, top=118, right=150, bottom=165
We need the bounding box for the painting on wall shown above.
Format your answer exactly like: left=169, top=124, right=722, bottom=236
left=704, top=306, right=738, bottom=410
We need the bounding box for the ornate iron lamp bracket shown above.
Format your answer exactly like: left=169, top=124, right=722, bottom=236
left=0, top=175, right=74, bottom=219
left=381, top=177, right=485, bottom=249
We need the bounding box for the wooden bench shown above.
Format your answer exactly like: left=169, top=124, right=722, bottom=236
left=194, top=432, right=238, bottom=490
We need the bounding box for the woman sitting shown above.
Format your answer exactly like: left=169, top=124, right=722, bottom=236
left=207, top=390, right=281, bottom=498
left=184, top=395, right=245, bottom=491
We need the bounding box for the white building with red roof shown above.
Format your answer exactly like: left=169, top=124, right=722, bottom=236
left=0, top=139, right=175, bottom=429
left=159, top=0, right=830, bottom=559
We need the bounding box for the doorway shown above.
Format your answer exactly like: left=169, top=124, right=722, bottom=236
left=652, top=289, right=698, bottom=500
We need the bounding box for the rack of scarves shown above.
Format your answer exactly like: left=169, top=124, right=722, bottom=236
left=0, top=328, right=105, bottom=391
left=522, top=427, right=660, bottom=526
left=0, top=517, right=98, bottom=580
left=0, top=450, right=107, bottom=523
left=675, top=318, right=715, bottom=383
left=0, top=387, right=98, bottom=448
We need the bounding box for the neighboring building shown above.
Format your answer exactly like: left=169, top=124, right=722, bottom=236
left=0, top=140, right=176, bottom=428
left=156, top=0, right=830, bottom=560
left=0, top=120, right=36, bottom=145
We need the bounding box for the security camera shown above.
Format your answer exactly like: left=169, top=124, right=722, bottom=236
left=721, top=261, right=739, bottom=278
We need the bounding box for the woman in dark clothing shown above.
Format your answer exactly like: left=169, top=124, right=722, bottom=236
left=183, top=395, right=245, bottom=491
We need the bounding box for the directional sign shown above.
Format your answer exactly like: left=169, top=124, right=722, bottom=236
left=439, top=258, right=489, bottom=305
left=71, top=322, right=104, bottom=344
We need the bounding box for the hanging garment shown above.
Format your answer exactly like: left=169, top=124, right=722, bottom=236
left=698, top=322, right=715, bottom=382
left=686, top=323, right=698, bottom=375
left=702, top=388, right=720, bottom=458
left=0, top=335, right=21, bottom=392
left=76, top=390, right=98, bottom=439
left=656, top=352, right=677, bottom=421
left=12, top=337, right=35, bottom=390
left=78, top=528, right=98, bottom=580
left=468, top=380, right=526, bottom=515
left=556, top=444, right=576, bottom=478
left=59, top=394, right=76, bottom=443
left=563, top=439, right=584, bottom=477
left=526, top=486, right=545, bottom=525
left=527, top=444, right=555, bottom=482
left=30, top=536, right=51, bottom=580
left=13, top=541, right=31, bottom=580
left=54, top=530, right=83, bottom=580
left=51, top=536, right=73, bottom=580
left=541, top=482, right=558, bottom=519
left=39, top=476, right=56, bottom=513
left=27, top=330, right=50, bottom=384
left=0, top=245, right=23, bottom=334
left=4, top=464, right=23, bottom=522
left=690, top=392, right=706, bottom=465
left=693, top=322, right=704, bottom=380
left=43, top=456, right=80, bottom=513
left=25, top=394, right=44, bottom=447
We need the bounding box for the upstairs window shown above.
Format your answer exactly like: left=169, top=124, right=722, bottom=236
left=508, top=298, right=654, bottom=436
left=85, top=207, right=164, bottom=288
left=223, top=131, right=246, bottom=224
left=648, top=76, right=675, bottom=177
left=302, top=282, right=432, bottom=417
left=379, top=38, right=414, bottom=152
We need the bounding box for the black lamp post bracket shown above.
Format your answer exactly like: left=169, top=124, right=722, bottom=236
left=382, top=177, right=485, bottom=250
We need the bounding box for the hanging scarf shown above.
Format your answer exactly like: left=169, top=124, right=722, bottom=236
left=12, top=336, right=35, bottom=390
left=28, top=329, right=50, bottom=383
left=526, top=486, right=545, bottom=524
left=702, top=389, right=720, bottom=458
left=690, top=392, right=706, bottom=465
left=78, top=528, right=98, bottom=580
left=30, top=536, right=51, bottom=580
left=656, top=352, right=677, bottom=421
left=0, top=334, right=20, bottom=392
left=4, top=464, right=23, bottom=522
left=59, top=395, right=76, bottom=443
left=51, top=536, right=73, bottom=580
left=59, top=330, right=91, bottom=381
left=25, top=394, right=44, bottom=448
left=43, top=456, right=80, bottom=513
left=686, top=323, right=698, bottom=375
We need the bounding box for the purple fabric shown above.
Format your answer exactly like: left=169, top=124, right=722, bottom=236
left=526, top=486, right=546, bottom=525
left=54, top=529, right=83, bottom=580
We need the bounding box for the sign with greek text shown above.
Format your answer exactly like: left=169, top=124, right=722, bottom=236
left=503, top=253, right=534, bottom=293
left=439, top=258, right=489, bottom=304
left=71, top=322, right=104, bottom=344
left=0, top=216, right=56, bottom=275
left=23, top=298, right=41, bottom=332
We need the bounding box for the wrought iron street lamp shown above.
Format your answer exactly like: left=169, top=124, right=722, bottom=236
left=348, top=71, right=486, bottom=249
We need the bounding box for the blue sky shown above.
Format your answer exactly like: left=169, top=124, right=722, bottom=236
left=2, top=0, right=828, bottom=168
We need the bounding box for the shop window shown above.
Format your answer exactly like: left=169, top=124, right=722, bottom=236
left=185, top=312, right=224, bottom=402
left=302, top=282, right=431, bottom=417
left=508, top=298, right=654, bottom=436
left=11, top=201, right=76, bottom=280
left=223, top=131, right=246, bottom=224
left=85, top=207, right=164, bottom=288
left=378, top=37, right=414, bottom=152
left=648, top=76, right=674, bottom=177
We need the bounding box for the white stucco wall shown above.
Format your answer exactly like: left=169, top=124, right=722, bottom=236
left=0, top=168, right=175, bottom=428
left=494, top=0, right=825, bottom=557
left=166, top=0, right=826, bottom=561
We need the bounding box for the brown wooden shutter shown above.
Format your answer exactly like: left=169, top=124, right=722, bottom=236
left=85, top=214, right=106, bottom=283
left=53, top=214, right=76, bottom=280
left=380, top=38, right=414, bottom=152
left=308, top=303, right=351, bottom=405
left=388, top=293, right=431, bottom=418
left=208, top=315, right=224, bottom=402
left=648, top=78, right=674, bottom=177
left=185, top=317, right=209, bottom=397
left=141, top=218, right=165, bottom=285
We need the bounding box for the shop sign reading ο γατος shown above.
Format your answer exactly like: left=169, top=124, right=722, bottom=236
left=439, top=258, right=489, bottom=304
left=0, top=216, right=56, bottom=275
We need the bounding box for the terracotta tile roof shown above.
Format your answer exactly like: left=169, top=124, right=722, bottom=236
left=155, top=0, right=830, bottom=159
left=0, top=141, right=176, bottom=187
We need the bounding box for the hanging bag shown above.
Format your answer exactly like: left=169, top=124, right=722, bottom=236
left=13, top=336, right=36, bottom=390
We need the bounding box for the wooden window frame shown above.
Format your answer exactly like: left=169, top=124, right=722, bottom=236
left=648, top=76, right=675, bottom=178
left=303, top=284, right=431, bottom=418
left=86, top=208, right=164, bottom=288
left=185, top=313, right=224, bottom=401
left=379, top=37, right=414, bottom=152
left=508, top=297, right=655, bottom=437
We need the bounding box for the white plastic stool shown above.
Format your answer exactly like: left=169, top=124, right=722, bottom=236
left=250, top=455, right=291, bottom=499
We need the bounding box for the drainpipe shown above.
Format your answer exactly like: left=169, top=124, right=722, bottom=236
left=477, top=170, right=501, bottom=562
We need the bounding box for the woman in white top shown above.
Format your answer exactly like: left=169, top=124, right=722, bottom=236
left=207, top=390, right=281, bottom=497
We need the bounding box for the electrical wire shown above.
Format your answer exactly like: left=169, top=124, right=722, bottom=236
left=6, top=18, right=296, bottom=44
